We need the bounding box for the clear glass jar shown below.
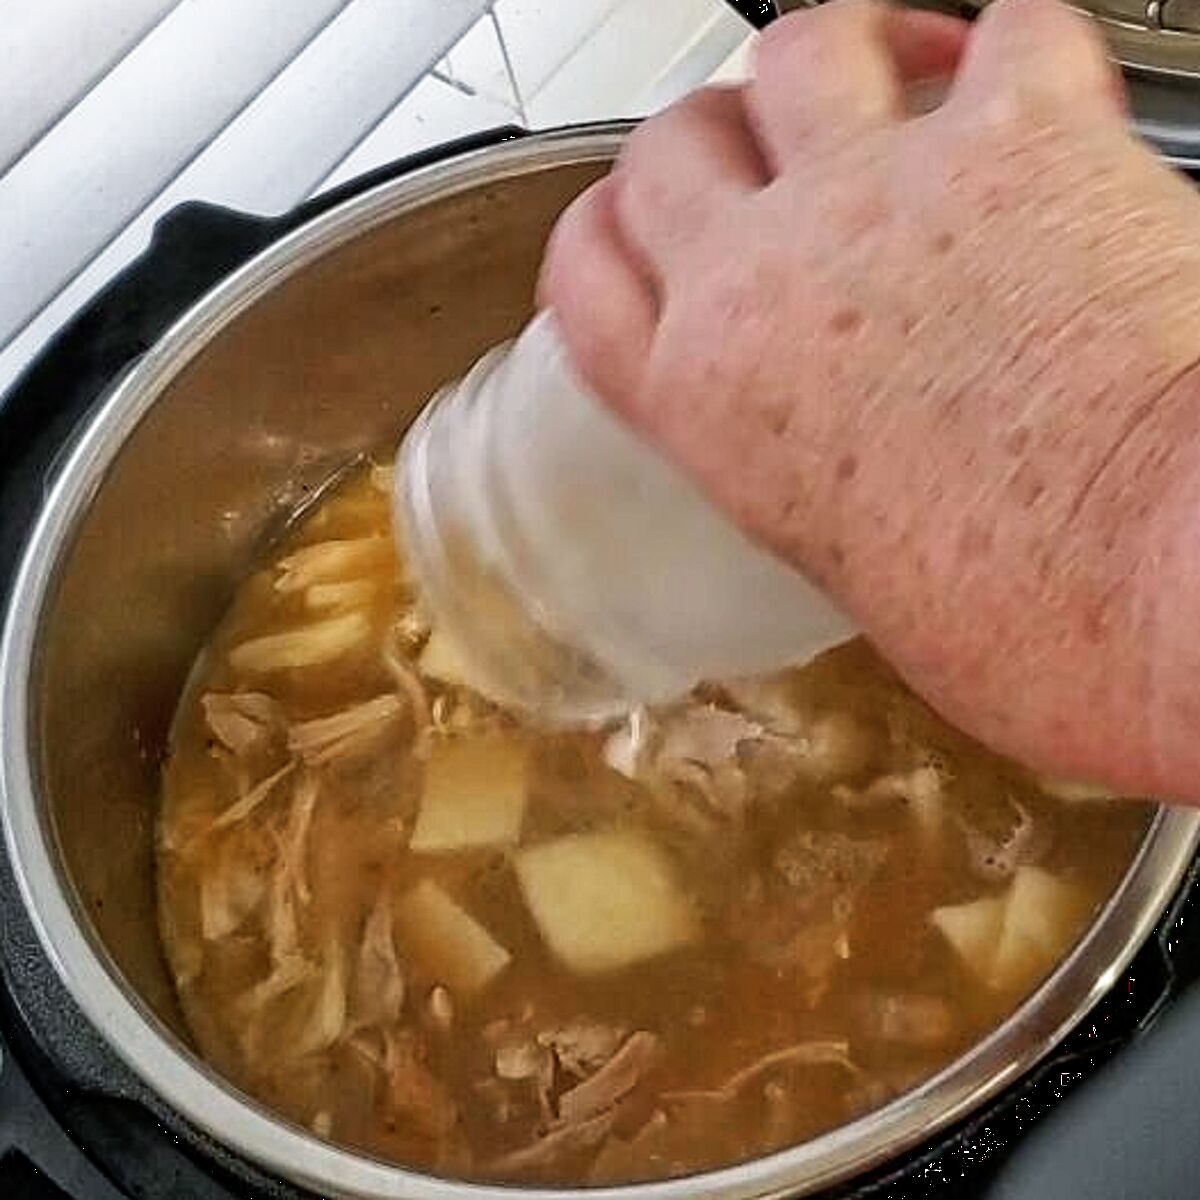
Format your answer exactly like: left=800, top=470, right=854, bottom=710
left=395, top=311, right=854, bottom=725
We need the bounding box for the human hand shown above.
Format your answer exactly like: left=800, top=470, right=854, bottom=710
left=539, top=0, right=1200, bottom=802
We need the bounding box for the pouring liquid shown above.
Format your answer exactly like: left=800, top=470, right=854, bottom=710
left=395, top=311, right=854, bottom=725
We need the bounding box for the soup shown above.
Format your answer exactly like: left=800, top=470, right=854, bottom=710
left=156, top=461, right=1149, bottom=1185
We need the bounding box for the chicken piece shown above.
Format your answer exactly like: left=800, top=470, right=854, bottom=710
left=209, top=761, right=295, bottom=832
left=352, top=889, right=405, bottom=1029
left=287, top=694, right=402, bottom=766
left=488, top=1110, right=616, bottom=1177
left=516, top=831, right=698, bottom=974
left=293, top=938, right=347, bottom=1057
left=201, top=691, right=283, bottom=758
left=663, top=1039, right=859, bottom=1103
left=274, top=536, right=391, bottom=593
left=557, top=1031, right=660, bottom=1124
left=538, top=1020, right=627, bottom=1079
left=199, top=832, right=272, bottom=939
left=382, top=1028, right=458, bottom=1138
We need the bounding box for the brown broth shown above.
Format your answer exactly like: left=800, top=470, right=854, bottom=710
left=156, top=463, right=1151, bottom=1185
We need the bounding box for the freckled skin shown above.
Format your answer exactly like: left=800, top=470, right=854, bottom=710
left=541, top=0, right=1200, bottom=803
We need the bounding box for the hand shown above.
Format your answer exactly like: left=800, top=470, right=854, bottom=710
left=539, top=0, right=1200, bottom=802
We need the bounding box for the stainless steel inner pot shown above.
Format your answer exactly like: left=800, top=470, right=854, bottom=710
left=2, top=124, right=1199, bottom=1200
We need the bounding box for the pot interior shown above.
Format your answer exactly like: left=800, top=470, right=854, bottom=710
left=32, top=158, right=606, bottom=1037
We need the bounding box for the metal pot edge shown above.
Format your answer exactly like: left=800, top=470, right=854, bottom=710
left=2, top=120, right=1198, bottom=1200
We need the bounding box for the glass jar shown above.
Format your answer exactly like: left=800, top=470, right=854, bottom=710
left=395, top=311, right=853, bottom=725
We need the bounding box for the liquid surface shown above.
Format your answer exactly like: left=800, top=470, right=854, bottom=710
left=157, top=463, right=1150, bottom=1185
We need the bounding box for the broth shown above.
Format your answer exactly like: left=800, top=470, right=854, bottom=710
left=156, top=462, right=1150, bottom=1185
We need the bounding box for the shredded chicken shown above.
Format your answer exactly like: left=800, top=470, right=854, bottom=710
left=236, top=954, right=316, bottom=1017
left=381, top=636, right=432, bottom=731
left=264, top=842, right=302, bottom=965
left=488, top=1110, right=616, bottom=1176
left=663, top=1040, right=860, bottom=1104
left=199, top=838, right=270, bottom=940
left=287, top=694, right=402, bottom=766
left=278, top=771, right=320, bottom=903
left=352, top=890, right=406, bottom=1030
left=537, top=1020, right=627, bottom=1079
left=557, top=1031, right=660, bottom=1124
left=209, top=761, right=296, bottom=832
left=202, top=691, right=283, bottom=757
left=294, top=938, right=347, bottom=1057
left=383, top=1028, right=458, bottom=1138
left=274, top=536, right=391, bottom=594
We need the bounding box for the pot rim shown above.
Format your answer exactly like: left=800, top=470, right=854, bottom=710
left=3, top=121, right=1199, bottom=1200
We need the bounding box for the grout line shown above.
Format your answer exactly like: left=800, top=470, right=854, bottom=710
left=489, top=3, right=529, bottom=126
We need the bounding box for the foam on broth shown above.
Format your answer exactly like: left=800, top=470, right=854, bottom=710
left=156, top=462, right=1150, bottom=1185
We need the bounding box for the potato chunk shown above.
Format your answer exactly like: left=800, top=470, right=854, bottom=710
left=395, top=879, right=510, bottom=994
left=929, top=894, right=1006, bottom=984
left=989, top=866, right=1089, bottom=992
left=515, top=831, right=698, bottom=974
left=931, top=867, right=1090, bottom=992
left=410, top=735, right=528, bottom=852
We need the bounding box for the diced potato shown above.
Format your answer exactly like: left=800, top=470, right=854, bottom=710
left=229, top=612, right=370, bottom=673
left=930, top=894, right=1006, bottom=983
left=989, top=866, right=1090, bottom=992
left=515, top=831, right=698, bottom=974
left=1039, top=775, right=1117, bottom=803
left=304, top=580, right=378, bottom=612
left=931, top=868, right=1091, bottom=993
left=395, top=879, right=511, bottom=995
left=274, top=537, right=391, bottom=593
left=418, top=626, right=473, bottom=687
left=410, top=735, right=528, bottom=852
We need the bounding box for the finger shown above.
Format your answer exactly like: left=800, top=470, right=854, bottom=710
left=951, top=0, right=1125, bottom=125
left=538, top=175, right=657, bottom=407
left=612, top=85, right=767, bottom=283
left=747, top=0, right=968, bottom=168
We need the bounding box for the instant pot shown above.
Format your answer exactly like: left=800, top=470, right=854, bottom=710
left=5, top=5, right=1200, bottom=1200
